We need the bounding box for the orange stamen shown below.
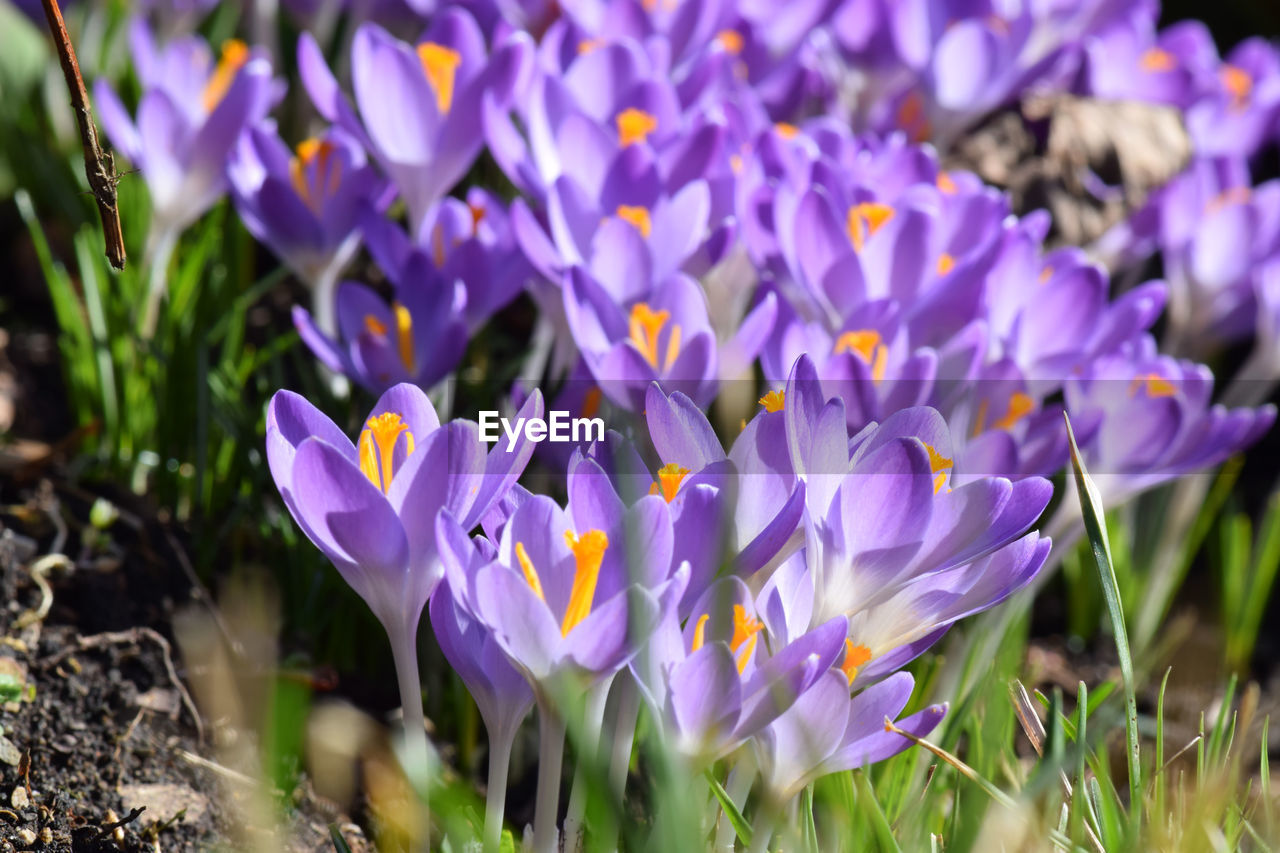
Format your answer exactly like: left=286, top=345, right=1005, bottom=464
left=562, top=529, right=609, bottom=636
left=616, top=108, right=658, bottom=147
left=203, top=39, right=250, bottom=112
left=416, top=43, right=462, bottom=114
left=656, top=462, right=690, bottom=503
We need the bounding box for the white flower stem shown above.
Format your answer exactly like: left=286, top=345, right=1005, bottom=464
left=389, top=626, right=431, bottom=840
left=747, top=799, right=780, bottom=853
left=532, top=699, right=566, bottom=853
left=562, top=678, right=613, bottom=850
left=140, top=225, right=178, bottom=342
left=606, top=677, right=640, bottom=798
left=307, top=260, right=342, bottom=340
left=483, top=727, right=516, bottom=853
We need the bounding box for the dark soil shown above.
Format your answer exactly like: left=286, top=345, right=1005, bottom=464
left=0, top=479, right=369, bottom=852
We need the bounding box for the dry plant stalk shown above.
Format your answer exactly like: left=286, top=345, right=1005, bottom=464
left=38, top=0, right=126, bottom=269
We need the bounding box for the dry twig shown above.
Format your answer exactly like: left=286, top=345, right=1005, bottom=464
left=38, top=0, right=126, bottom=269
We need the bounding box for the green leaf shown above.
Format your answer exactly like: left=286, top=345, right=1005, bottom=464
left=854, top=771, right=903, bottom=853
left=704, top=769, right=751, bottom=847
left=1064, top=413, right=1141, bottom=825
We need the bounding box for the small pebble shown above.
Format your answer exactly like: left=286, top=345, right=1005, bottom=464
left=9, top=787, right=26, bottom=809
left=38, top=828, right=50, bottom=845
left=13, top=829, right=33, bottom=847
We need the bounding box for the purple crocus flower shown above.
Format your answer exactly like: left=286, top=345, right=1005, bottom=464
left=265, top=383, right=542, bottom=779
left=361, top=187, right=532, bottom=331
left=1063, top=336, right=1275, bottom=505
left=429, top=579, right=533, bottom=852
left=640, top=575, right=850, bottom=765
left=229, top=124, right=387, bottom=334
left=437, top=488, right=674, bottom=852
left=753, top=668, right=945, bottom=805
left=1108, top=158, right=1280, bottom=360
left=564, top=269, right=728, bottom=410
left=292, top=253, right=470, bottom=395
left=95, top=21, right=279, bottom=236
left=298, top=9, right=533, bottom=232
left=781, top=356, right=1054, bottom=679
left=437, top=492, right=669, bottom=687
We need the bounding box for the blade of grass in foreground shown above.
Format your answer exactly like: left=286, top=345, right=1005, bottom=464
left=1064, top=413, right=1142, bottom=826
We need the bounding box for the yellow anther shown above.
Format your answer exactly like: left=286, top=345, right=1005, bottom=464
left=840, top=639, right=872, bottom=684
left=936, top=252, right=956, bottom=276
left=936, top=171, right=957, bottom=194
left=468, top=201, right=487, bottom=235
left=1139, top=46, right=1176, bottom=72
left=515, top=542, right=546, bottom=602
left=616, top=107, right=659, bottom=147
left=629, top=303, right=670, bottom=368
left=416, top=42, right=462, bottom=114
left=203, top=39, right=250, bottom=112
left=1039, top=265, right=1054, bottom=284
left=923, top=443, right=952, bottom=495
left=846, top=202, right=895, bottom=252
left=290, top=138, right=341, bottom=213
left=364, top=314, right=388, bottom=337
left=758, top=390, right=785, bottom=413
left=1206, top=186, right=1252, bottom=214
left=581, top=386, right=603, bottom=420
left=1221, top=64, right=1252, bottom=107
left=774, top=122, right=799, bottom=139
left=691, top=613, right=710, bottom=652
left=357, top=412, right=414, bottom=493
left=393, top=302, right=415, bottom=374
left=716, top=30, right=744, bottom=54
left=729, top=604, right=763, bottom=674
left=1130, top=373, right=1176, bottom=398
left=992, top=391, right=1034, bottom=431
left=896, top=91, right=931, bottom=141
left=577, top=38, right=604, bottom=55
left=656, top=462, right=690, bottom=503
left=834, top=329, right=888, bottom=383
left=562, top=529, right=609, bottom=636
left=616, top=205, right=653, bottom=238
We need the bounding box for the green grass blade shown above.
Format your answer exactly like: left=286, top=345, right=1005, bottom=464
left=854, top=771, right=903, bottom=853
left=1064, top=413, right=1141, bottom=822
left=704, top=769, right=752, bottom=847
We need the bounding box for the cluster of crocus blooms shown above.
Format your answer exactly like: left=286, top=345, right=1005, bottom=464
left=76, top=0, right=1280, bottom=846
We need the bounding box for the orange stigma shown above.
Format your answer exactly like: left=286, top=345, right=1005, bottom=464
left=716, top=30, right=744, bottom=54
left=357, top=412, right=415, bottom=494
left=729, top=605, right=763, bottom=674
left=562, top=530, right=609, bottom=636
left=1139, top=47, right=1176, bottom=72
left=629, top=303, right=679, bottom=369
left=616, top=108, right=658, bottom=147
left=615, top=205, right=653, bottom=238
left=1221, top=64, right=1252, bottom=107
left=923, top=443, right=953, bottom=494
left=655, top=462, right=690, bottom=503
left=290, top=138, right=341, bottom=213
left=758, top=390, right=785, bottom=413
left=416, top=43, right=461, bottom=114
left=203, top=39, right=250, bottom=112
left=840, top=639, right=872, bottom=684
left=834, top=329, right=888, bottom=383
left=846, top=202, right=895, bottom=252
left=1130, top=373, right=1176, bottom=398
